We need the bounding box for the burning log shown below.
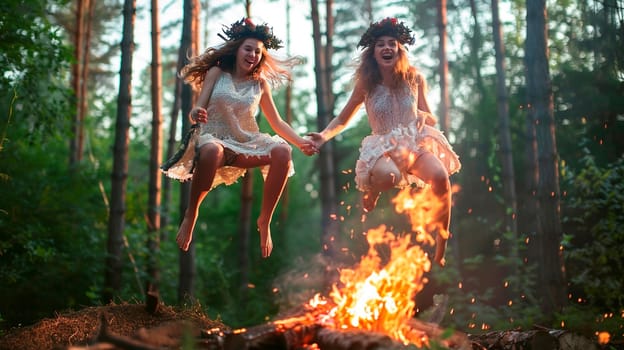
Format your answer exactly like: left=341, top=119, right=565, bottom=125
left=220, top=319, right=319, bottom=350
left=220, top=322, right=407, bottom=350
left=315, top=328, right=403, bottom=349
left=210, top=311, right=471, bottom=350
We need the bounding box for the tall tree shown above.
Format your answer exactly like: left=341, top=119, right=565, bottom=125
left=162, top=70, right=183, bottom=230
left=162, top=13, right=187, bottom=231
left=177, top=0, right=200, bottom=303
left=437, top=0, right=450, bottom=134
left=237, top=0, right=254, bottom=308
left=311, top=0, right=338, bottom=263
left=146, top=0, right=163, bottom=309
left=279, top=0, right=293, bottom=223
left=68, top=0, right=96, bottom=166
left=70, top=0, right=86, bottom=166
left=525, top=0, right=566, bottom=317
left=103, top=0, right=136, bottom=303
left=491, top=0, right=518, bottom=238
left=78, top=0, right=95, bottom=163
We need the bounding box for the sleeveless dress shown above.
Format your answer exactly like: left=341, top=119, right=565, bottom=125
left=160, top=72, right=293, bottom=189
left=355, top=83, right=461, bottom=191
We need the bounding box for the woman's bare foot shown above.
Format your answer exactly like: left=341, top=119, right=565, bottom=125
left=362, top=191, right=381, bottom=213
left=257, top=218, right=273, bottom=258
left=176, top=216, right=196, bottom=251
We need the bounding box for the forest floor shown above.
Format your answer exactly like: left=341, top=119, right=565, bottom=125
left=0, top=302, right=613, bottom=350
left=0, top=302, right=226, bottom=350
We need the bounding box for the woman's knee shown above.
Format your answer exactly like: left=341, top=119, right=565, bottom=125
left=370, top=159, right=401, bottom=191
left=198, top=143, right=223, bottom=162
left=270, top=144, right=292, bottom=164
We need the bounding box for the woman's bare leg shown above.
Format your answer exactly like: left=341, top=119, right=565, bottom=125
left=364, top=156, right=402, bottom=212
left=405, top=152, right=451, bottom=266
left=231, top=144, right=291, bottom=258
left=177, top=143, right=225, bottom=251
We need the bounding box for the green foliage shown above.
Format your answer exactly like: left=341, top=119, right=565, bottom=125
left=562, top=153, right=624, bottom=311
left=0, top=130, right=109, bottom=326
left=0, top=0, right=101, bottom=328
left=0, top=0, right=74, bottom=140
left=435, top=249, right=541, bottom=333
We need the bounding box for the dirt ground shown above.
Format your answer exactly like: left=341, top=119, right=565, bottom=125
left=0, top=303, right=613, bottom=350
left=0, top=302, right=226, bottom=350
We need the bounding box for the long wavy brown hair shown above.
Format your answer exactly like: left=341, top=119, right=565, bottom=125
left=354, top=43, right=424, bottom=95
left=180, top=38, right=300, bottom=91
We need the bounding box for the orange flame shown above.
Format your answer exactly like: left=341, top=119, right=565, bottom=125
left=305, top=185, right=455, bottom=346
left=326, top=225, right=431, bottom=345
left=392, top=186, right=447, bottom=245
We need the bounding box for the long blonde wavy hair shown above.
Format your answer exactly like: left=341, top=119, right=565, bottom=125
left=180, top=38, right=300, bottom=91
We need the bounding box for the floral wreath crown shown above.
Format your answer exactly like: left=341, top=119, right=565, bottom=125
left=357, top=17, right=415, bottom=49
left=218, top=18, right=283, bottom=50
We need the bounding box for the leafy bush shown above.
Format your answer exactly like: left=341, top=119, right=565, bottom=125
left=0, top=136, right=108, bottom=326
left=559, top=151, right=624, bottom=340
left=562, top=152, right=624, bottom=311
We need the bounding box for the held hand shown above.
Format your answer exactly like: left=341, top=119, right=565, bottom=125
left=299, top=139, right=319, bottom=156
left=190, top=107, right=208, bottom=124
left=306, top=132, right=325, bottom=149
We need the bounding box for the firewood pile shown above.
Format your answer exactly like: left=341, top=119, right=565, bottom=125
left=64, top=312, right=475, bottom=350
left=65, top=313, right=600, bottom=350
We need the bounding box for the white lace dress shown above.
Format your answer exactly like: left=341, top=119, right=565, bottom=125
left=355, top=83, right=461, bottom=191
left=161, top=72, right=293, bottom=188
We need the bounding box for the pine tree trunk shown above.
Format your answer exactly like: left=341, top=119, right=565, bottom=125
left=238, top=171, right=253, bottom=305
left=177, top=0, right=199, bottom=303
left=363, top=0, right=372, bottom=21
left=70, top=0, right=85, bottom=166
left=237, top=0, right=254, bottom=309
left=103, top=0, right=135, bottom=304
left=525, top=0, right=566, bottom=317
left=491, top=0, right=518, bottom=238
left=146, top=0, right=163, bottom=306
left=311, top=0, right=338, bottom=263
left=437, top=0, right=450, bottom=134
left=161, top=37, right=185, bottom=231
left=520, top=2, right=541, bottom=304
left=462, top=0, right=487, bottom=271
left=78, top=0, right=95, bottom=164
left=280, top=0, right=293, bottom=223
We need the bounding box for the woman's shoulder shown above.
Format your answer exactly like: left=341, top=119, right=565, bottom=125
left=256, top=77, right=271, bottom=92
left=407, top=67, right=425, bottom=83
left=352, top=78, right=368, bottom=99
left=206, top=66, right=223, bottom=77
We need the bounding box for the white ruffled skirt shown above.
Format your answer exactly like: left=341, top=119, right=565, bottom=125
left=161, top=125, right=294, bottom=189
left=355, top=120, right=461, bottom=191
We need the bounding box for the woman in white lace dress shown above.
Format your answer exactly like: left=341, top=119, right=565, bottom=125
left=161, top=18, right=318, bottom=258
left=308, top=18, right=461, bottom=265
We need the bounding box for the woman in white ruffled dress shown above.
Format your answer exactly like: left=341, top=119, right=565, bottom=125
left=308, top=18, right=461, bottom=265
left=161, top=18, right=318, bottom=258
